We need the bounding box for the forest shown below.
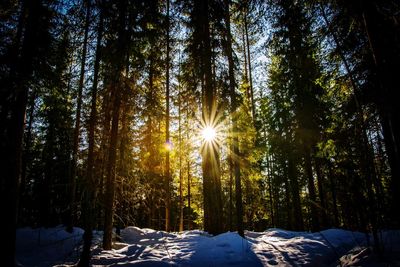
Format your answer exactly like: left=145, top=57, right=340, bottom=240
left=1, top=0, right=400, bottom=266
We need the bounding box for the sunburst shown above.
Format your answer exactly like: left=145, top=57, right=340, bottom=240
left=201, top=126, right=216, bottom=142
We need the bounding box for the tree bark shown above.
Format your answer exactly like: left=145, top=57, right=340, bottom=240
left=186, top=107, right=192, bottom=230
left=243, top=10, right=255, bottom=121
left=304, top=145, right=319, bottom=232
left=103, top=80, right=122, bottom=250
left=315, top=158, right=328, bottom=229
left=19, top=87, right=37, bottom=223
left=196, top=0, right=223, bottom=235
left=78, top=6, right=103, bottom=264
left=178, top=69, right=184, bottom=232
left=102, top=0, right=127, bottom=250
left=224, top=0, right=243, bottom=237
left=164, top=0, right=171, bottom=232
left=267, top=155, right=275, bottom=227
left=68, top=0, right=91, bottom=232
left=327, top=161, right=339, bottom=227
left=288, top=153, right=303, bottom=230
left=228, top=152, right=233, bottom=232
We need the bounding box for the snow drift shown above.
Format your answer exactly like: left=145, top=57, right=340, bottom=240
left=16, top=226, right=400, bottom=266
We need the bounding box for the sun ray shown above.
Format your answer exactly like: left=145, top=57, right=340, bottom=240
left=201, top=126, right=216, bottom=142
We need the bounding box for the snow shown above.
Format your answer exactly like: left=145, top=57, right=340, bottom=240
left=15, top=226, right=400, bottom=267
left=16, top=226, right=83, bottom=267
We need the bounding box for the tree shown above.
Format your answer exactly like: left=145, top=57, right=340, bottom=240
left=165, top=0, right=172, bottom=232
left=192, top=0, right=223, bottom=235
left=222, top=0, right=244, bottom=237
left=102, top=0, right=129, bottom=250
left=68, top=0, right=91, bottom=232
left=265, top=0, right=328, bottom=231
left=79, top=1, right=104, bottom=264
left=322, top=0, right=400, bottom=228
left=0, top=0, right=56, bottom=264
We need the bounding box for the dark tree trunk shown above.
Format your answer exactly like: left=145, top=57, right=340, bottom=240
left=327, top=161, right=339, bottom=227
left=196, top=0, right=223, bottom=235
left=315, top=158, right=329, bottom=229
left=187, top=158, right=192, bottom=230
left=165, top=0, right=171, bottom=232
left=304, top=145, right=319, bottom=232
left=267, top=155, right=275, bottom=227
left=186, top=107, right=192, bottom=231
left=102, top=81, right=122, bottom=250
left=178, top=71, right=184, bottom=232
left=19, top=88, right=37, bottom=223
left=288, top=154, right=303, bottom=231
left=68, top=0, right=91, bottom=232
left=79, top=6, right=103, bottom=263
left=102, top=0, right=127, bottom=250
left=243, top=10, right=255, bottom=121
left=224, top=0, right=243, bottom=237
left=283, top=163, right=292, bottom=230
left=1, top=0, right=42, bottom=264
left=228, top=154, right=234, bottom=232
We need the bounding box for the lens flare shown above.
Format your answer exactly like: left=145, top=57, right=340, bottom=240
left=201, top=126, right=216, bottom=142
left=164, top=140, right=173, bottom=151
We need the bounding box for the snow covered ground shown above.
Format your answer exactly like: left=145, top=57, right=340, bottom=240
left=16, top=226, right=400, bottom=266
left=16, top=226, right=83, bottom=266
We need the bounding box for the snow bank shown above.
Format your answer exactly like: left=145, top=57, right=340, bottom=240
left=339, top=230, right=400, bottom=267
left=16, top=226, right=83, bottom=267
left=16, top=226, right=400, bottom=267
left=92, top=230, right=261, bottom=267
left=248, top=228, right=369, bottom=266
left=91, top=228, right=373, bottom=266
left=121, top=226, right=176, bottom=243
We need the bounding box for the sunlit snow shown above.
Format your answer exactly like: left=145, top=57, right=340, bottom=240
left=16, top=226, right=400, bottom=266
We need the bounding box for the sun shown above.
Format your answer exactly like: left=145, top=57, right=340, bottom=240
left=201, top=126, right=217, bottom=142
left=164, top=140, right=173, bottom=151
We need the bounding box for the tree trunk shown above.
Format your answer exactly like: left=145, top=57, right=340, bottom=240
left=102, top=1, right=127, bottom=250
left=241, top=25, right=248, bottom=83
left=288, top=153, right=303, bottom=230
left=267, top=155, right=275, bottom=227
left=178, top=70, right=184, bottom=232
left=283, top=162, right=292, bottom=230
left=228, top=153, right=233, bottom=232
left=243, top=10, right=255, bottom=121
left=186, top=107, right=192, bottom=230
left=78, top=6, right=103, bottom=265
left=102, top=80, right=122, bottom=249
left=224, top=0, right=243, bottom=237
left=68, top=0, right=91, bottom=232
left=304, top=145, right=319, bottom=232
left=196, top=0, right=222, bottom=235
left=327, top=160, right=339, bottom=227
left=315, top=158, right=328, bottom=229
left=164, top=0, right=171, bottom=233
left=187, top=158, right=192, bottom=230
left=102, top=81, right=122, bottom=250
left=19, top=87, right=37, bottom=223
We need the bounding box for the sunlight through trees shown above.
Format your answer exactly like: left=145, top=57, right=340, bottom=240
left=1, top=0, right=399, bottom=265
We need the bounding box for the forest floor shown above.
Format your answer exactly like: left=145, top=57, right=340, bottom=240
left=16, top=225, right=400, bottom=266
